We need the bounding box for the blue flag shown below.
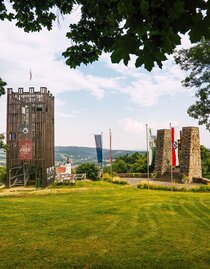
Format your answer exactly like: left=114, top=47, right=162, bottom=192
left=94, top=134, right=103, bottom=164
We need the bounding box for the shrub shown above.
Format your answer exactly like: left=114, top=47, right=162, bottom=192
left=112, top=176, right=128, bottom=185
left=102, top=173, right=112, bottom=183
left=76, top=162, right=100, bottom=180
left=182, top=174, right=190, bottom=184
left=191, top=185, right=210, bottom=192
left=137, top=181, right=210, bottom=192
left=0, top=167, right=6, bottom=185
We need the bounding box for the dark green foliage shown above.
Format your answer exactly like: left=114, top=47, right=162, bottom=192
left=1, top=1, right=209, bottom=70
left=63, top=0, right=210, bottom=70
left=175, top=39, right=210, bottom=129
left=76, top=162, right=100, bottom=180
left=0, top=166, right=6, bottom=185
left=112, top=152, right=147, bottom=173
left=0, top=133, right=8, bottom=151
left=200, top=145, right=210, bottom=178
left=0, top=77, right=6, bottom=97
left=112, top=159, right=128, bottom=173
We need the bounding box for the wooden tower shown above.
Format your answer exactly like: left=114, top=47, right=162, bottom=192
left=6, top=87, right=55, bottom=187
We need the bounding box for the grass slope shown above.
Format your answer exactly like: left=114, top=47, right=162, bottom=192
left=0, top=182, right=210, bottom=269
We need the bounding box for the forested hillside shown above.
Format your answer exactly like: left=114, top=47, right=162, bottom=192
left=55, top=146, right=145, bottom=164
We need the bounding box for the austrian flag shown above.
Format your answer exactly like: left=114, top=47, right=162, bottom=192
left=171, top=127, right=179, bottom=167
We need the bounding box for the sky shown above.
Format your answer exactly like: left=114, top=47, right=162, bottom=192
left=0, top=8, right=209, bottom=150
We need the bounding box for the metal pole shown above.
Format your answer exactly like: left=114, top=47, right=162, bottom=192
left=109, top=129, right=112, bottom=176
left=101, top=132, right=103, bottom=178
left=170, top=123, right=173, bottom=190
left=146, top=124, right=149, bottom=189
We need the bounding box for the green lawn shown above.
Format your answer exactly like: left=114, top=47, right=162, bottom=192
left=0, top=181, right=210, bottom=269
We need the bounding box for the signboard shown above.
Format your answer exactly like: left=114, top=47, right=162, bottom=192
left=19, top=140, right=32, bottom=160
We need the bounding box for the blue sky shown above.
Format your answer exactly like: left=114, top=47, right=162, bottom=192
left=0, top=11, right=209, bottom=150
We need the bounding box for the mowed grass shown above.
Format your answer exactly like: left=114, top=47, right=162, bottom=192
left=0, top=181, right=210, bottom=269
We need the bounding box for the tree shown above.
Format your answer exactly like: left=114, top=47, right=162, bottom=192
left=0, top=1, right=209, bottom=71
left=200, top=145, right=210, bottom=178
left=112, top=159, right=128, bottom=173
left=76, top=162, right=100, bottom=180
left=0, top=77, right=6, bottom=97
left=0, top=167, right=6, bottom=185
left=0, top=78, right=7, bottom=150
left=111, top=152, right=147, bottom=173
left=174, top=39, right=210, bottom=129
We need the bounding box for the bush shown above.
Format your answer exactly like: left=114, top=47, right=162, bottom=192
left=102, top=174, right=128, bottom=185
left=137, top=181, right=210, bottom=192
left=0, top=167, right=6, bottom=185
left=191, top=185, right=210, bottom=192
left=76, top=162, right=100, bottom=180
left=102, top=173, right=112, bottom=183
left=182, top=174, right=190, bottom=184
left=112, top=176, right=128, bottom=185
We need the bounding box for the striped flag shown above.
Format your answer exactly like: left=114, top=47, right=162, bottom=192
left=94, top=134, right=103, bottom=164
left=171, top=127, right=179, bottom=167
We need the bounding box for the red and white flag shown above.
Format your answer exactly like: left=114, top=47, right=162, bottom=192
left=171, top=127, right=179, bottom=167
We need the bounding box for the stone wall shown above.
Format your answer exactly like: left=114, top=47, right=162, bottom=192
left=154, top=129, right=171, bottom=176
left=154, top=126, right=202, bottom=181
left=180, top=127, right=202, bottom=181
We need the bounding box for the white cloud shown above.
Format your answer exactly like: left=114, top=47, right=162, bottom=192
left=118, top=118, right=145, bottom=134
left=118, top=117, right=180, bottom=135
left=1, top=15, right=209, bottom=149
left=0, top=16, right=119, bottom=100
left=0, top=95, right=7, bottom=133
left=100, top=50, right=193, bottom=108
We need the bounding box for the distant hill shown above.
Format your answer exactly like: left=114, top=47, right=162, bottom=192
left=55, top=146, right=146, bottom=164
left=0, top=147, right=146, bottom=166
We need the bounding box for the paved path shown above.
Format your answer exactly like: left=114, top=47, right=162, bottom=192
left=123, top=177, right=202, bottom=188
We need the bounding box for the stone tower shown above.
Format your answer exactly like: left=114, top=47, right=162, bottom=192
left=154, top=129, right=171, bottom=176
left=180, top=127, right=202, bottom=182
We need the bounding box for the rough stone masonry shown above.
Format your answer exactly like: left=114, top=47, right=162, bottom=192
left=154, top=126, right=202, bottom=182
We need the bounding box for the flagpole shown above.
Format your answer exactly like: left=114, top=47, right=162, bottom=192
left=146, top=124, right=149, bottom=189
left=170, top=123, right=173, bottom=190
left=109, top=129, right=112, bottom=176
left=101, top=131, right=103, bottom=178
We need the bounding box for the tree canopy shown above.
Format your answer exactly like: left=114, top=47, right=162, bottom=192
left=174, top=39, right=210, bottom=130
left=0, top=77, right=6, bottom=97
left=76, top=162, right=100, bottom=180
left=1, top=1, right=210, bottom=71
left=200, top=145, right=210, bottom=178
left=111, top=152, right=147, bottom=173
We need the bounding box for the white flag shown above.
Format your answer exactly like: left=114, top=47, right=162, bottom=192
left=148, top=129, right=156, bottom=166
left=30, top=69, right=32, bottom=80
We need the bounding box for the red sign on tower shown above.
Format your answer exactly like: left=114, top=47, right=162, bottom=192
left=19, top=140, right=32, bottom=160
